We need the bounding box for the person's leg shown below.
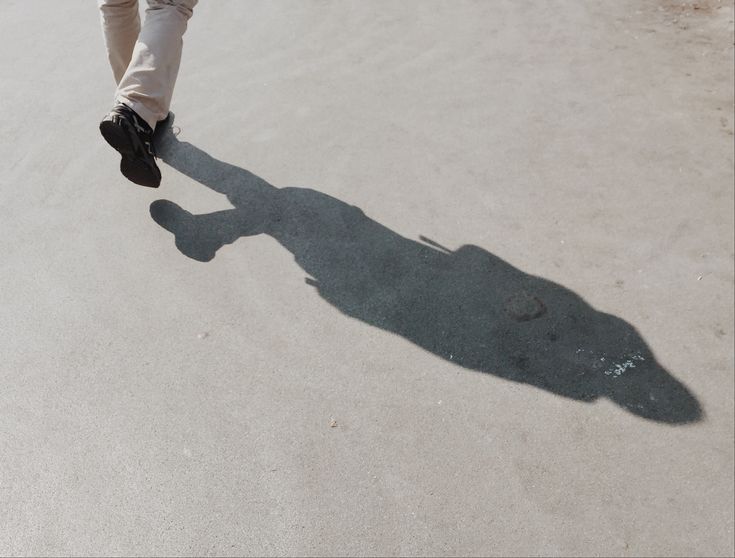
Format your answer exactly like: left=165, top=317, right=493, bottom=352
left=98, top=0, right=140, bottom=85
left=115, top=0, right=198, bottom=129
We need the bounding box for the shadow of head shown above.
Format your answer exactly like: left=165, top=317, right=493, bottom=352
left=420, top=245, right=703, bottom=424
left=149, top=135, right=703, bottom=425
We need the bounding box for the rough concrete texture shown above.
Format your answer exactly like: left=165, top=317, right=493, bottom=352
left=0, top=0, right=733, bottom=556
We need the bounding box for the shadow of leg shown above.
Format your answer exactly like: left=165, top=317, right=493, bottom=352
left=150, top=200, right=263, bottom=262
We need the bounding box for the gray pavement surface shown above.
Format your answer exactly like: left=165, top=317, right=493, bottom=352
left=1, top=0, right=733, bottom=556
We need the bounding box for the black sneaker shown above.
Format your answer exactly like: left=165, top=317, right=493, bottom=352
left=152, top=111, right=176, bottom=158
left=99, top=103, right=161, bottom=188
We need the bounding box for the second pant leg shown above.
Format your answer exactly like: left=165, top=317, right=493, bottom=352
left=115, top=0, right=197, bottom=129
left=98, top=0, right=140, bottom=85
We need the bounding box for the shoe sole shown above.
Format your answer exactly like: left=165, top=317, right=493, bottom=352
left=99, top=117, right=161, bottom=188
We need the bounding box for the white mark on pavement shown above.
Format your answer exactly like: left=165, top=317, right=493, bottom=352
left=604, top=354, right=645, bottom=377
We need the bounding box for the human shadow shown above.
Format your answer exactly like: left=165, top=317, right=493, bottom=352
left=149, top=128, right=702, bottom=424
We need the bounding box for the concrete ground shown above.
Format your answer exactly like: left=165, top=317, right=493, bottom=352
left=0, top=0, right=733, bottom=556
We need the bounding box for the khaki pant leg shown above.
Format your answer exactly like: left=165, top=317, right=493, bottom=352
left=98, top=0, right=141, bottom=84
left=115, top=0, right=198, bottom=129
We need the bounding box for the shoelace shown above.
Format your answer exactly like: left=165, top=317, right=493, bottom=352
left=114, top=104, right=156, bottom=157
left=117, top=104, right=151, bottom=134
